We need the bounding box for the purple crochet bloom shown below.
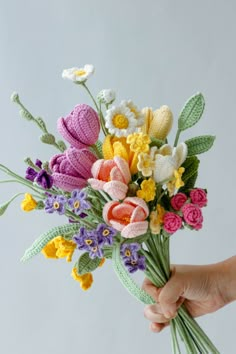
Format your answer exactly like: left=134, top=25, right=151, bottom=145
left=96, top=224, right=117, bottom=246
left=68, top=189, right=90, bottom=215
left=88, top=244, right=104, bottom=259
left=35, top=169, right=53, bottom=189
left=25, top=167, right=38, bottom=182
left=35, top=159, right=42, bottom=168
left=44, top=195, right=67, bottom=215
left=120, top=243, right=141, bottom=260
left=124, top=255, right=146, bottom=273
left=73, top=227, right=97, bottom=251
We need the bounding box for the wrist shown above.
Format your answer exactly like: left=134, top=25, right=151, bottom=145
left=215, top=256, right=236, bottom=305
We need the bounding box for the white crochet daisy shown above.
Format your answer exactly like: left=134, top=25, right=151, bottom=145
left=105, top=104, right=137, bottom=137
left=62, top=65, right=94, bottom=83
left=121, top=100, right=144, bottom=127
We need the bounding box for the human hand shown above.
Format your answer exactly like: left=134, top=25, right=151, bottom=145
left=142, top=257, right=236, bottom=333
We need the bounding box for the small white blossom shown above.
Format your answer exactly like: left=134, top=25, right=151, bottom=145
left=62, top=65, right=94, bottom=83
left=105, top=104, right=137, bottom=137
left=121, top=100, right=144, bottom=127
left=97, top=89, right=116, bottom=105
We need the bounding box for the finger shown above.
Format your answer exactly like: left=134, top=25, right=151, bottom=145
left=144, top=305, right=173, bottom=323
left=150, top=322, right=169, bottom=333
left=142, top=279, right=162, bottom=303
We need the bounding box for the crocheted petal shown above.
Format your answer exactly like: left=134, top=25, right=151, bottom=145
left=114, top=156, right=131, bottom=184
left=99, top=160, right=116, bottom=181
left=66, top=148, right=97, bottom=178
left=121, top=221, right=149, bottom=238
left=113, top=141, right=129, bottom=161
left=91, top=159, right=104, bottom=178
left=111, top=203, right=134, bottom=219
left=57, top=117, right=88, bottom=149
left=102, top=200, right=120, bottom=224
left=103, top=181, right=128, bottom=200
left=49, top=153, right=66, bottom=172
left=102, top=135, right=114, bottom=160
left=124, top=197, right=149, bottom=217
left=60, top=157, right=79, bottom=177
left=88, top=178, right=105, bottom=190
left=149, top=106, right=173, bottom=140
left=130, top=206, right=147, bottom=222
left=72, top=104, right=100, bottom=146
left=109, top=220, right=125, bottom=232
left=173, top=142, right=188, bottom=167
left=52, top=173, right=87, bottom=192
left=154, top=155, right=175, bottom=183
left=110, top=166, right=124, bottom=182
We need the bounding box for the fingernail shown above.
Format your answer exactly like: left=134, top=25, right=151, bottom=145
left=164, top=311, right=172, bottom=319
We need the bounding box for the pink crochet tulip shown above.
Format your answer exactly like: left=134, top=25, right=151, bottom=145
left=57, top=104, right=100, bottom=149
left=88, top=156, right=131, bottom=200
left=50, top=147, right=97, bottom=192
left=103, top=197, right=149, bottom=238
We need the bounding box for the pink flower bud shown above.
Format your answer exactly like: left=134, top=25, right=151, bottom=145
left=190, top=188, right=207, bottom=208
left=163, top=212, right=182, bottom=234
left=182, top=203, right=203, bottom=230
left=171, top=193, right=188, bottom=211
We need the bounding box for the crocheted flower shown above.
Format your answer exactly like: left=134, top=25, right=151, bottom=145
left=73, top=227, right=103, bottom=259
left=35, top=169, right=53, bottom=189
left=44, top=195, right=67, bottom=215
left=124, top=255, right=146, bottom=273
left=141, top=106, right=173, bottom=140
left=137, top=152, right=155, bottom=177
left=97, top=89, right=116, bottom=105
left=127, top=133, right=151, bottom=153
left=136, top=178, right=156, bottom=202
left=96, top=224, right=117, bottom=246
left=41, top=236, right=76, bottom=262
left=190, top=189, right=207, bottom=208
left=171, top=193, right=188, bottom=211
left=149, top=204, right=165, bottom=234
left=57, top=104, right=100, bottom=149
left=105, top=104, right=137, bottom=137
left=21, top=193, right=37, bottom=212
left=153, top=143, right=187, bottom=184
left=62, top=65, right=94, bottom=83
left=103, top=197, right=149, bottom=238
left=25, top=167, right=38, bottom=182
left=71, top=267, right=93, bottom=290
left=182, top=203, right=203, bottom=230
left=120, top=243, right=141, bottom=259
left=88, top=156, right=131, bottom=200
left=121, top=100, right=144, bottom=127
left=102, top=135, right=139, bottom=175
left=68, top=190, right=91, bottom=215
left=163, top=212, right=182, bottom=234
left=50, top=147, right=97, bottom=192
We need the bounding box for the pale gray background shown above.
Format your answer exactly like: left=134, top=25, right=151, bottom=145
left=0, top=0, right=235, bottom=353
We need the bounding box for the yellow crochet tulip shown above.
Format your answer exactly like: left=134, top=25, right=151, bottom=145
left=21, top=193, right=37, bottom=212
left=141, top=106, right=173, bottom=140
left=71, top=267, right=93, bottom=291
left=42, top=236, right=76, bottom=262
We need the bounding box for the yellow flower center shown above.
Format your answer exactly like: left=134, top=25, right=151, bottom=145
left=92, top=246, right=98, bottom=252
left=85, top=239, right=93, bottom=246
left=112, top=114, right=129, bottom=129
left=74, top=69, right=86, bottom=76
left=102, top=229, right=110, bottom=236
left=74, top=200, right=80, bottom=209
left=131, top=260, right=137, bottom=265
left=121, top=216, right=131, bottom=224
left=53, top=202, right=60, bottom=209
left=125, top=250, right=131, bottom=257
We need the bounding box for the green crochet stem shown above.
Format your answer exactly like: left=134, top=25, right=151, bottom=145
left=21, top=223, right=80, bottom=262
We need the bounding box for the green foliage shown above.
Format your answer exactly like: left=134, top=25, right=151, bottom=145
left=181, top=156, right=200, bottom=185
left=40, top=133, right=56, bottom=144
left=178, top=93, right=205, bottom=131
left=77, top=252, right=101, bottom=275
left=57, top=140, right=67, bottom=152
left=179, top=171, right=198, bottom=193
left=150, top=137, right=165, bottom=148
left=185, top=135, right=215, bottom=156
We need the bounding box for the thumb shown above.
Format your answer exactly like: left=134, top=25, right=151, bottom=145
left=158, top=268, right=184, bottom=318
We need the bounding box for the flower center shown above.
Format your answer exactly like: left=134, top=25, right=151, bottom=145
left=102, top=229, right=110, bottom=236
left=121, top=216, right=131, bottom=224
left=74, top=200, right=80, bottom=209
left=53, top=201, right=60, bottom=209
left=85, top=239, right=93, bottom=246
left=131, top=260, right=137, bottom=265
left=112, top=114, right=129, bottom=129
left=74, top=69, right=86, bottom=76
left=125, top=250, right=131, bottom=257
left=92, top=246, right=98, bottom=252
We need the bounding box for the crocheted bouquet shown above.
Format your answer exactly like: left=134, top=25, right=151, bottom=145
left=1, top=64, right=219, bottom=354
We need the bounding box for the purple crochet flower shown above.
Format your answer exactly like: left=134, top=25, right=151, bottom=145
left=35, top=159, right=42, bottom=168
left=44, top=195, right=67, bottom=215
left=124, top=255, right=146, bottom=273
left=73, top=227, right=97, bottom=251
left=25, top=167, right=38, bottom=182
left=96, top=224, right=117, bottom=246
left=88, top=244, right=104, bottom=259
left=120, top=243, right=141, bottom=260
left=35, top=169, right=53, bottom=189
left=68, top=189, right=90, bottom=215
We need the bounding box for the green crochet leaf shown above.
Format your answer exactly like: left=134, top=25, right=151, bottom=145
left=0, top=193, right=23, bottom=216
left=40, top=133, right=56, bottom=144
left=178, top=93, right=205, bottom=131
left=112, top=244, right=155, bottom=305
left=185, top=135, right=216, bottom=156
left=181, top=156, right=200, bottom=184
left=77, top=252, right=101, bottom=275
left=150, top=137, right=165, bottom=148
left=179, top=171, right=198, bottom=193
left=103, top=246, right=113, bottom=259
left=21, top=223, right=80, bottom=263
left=95, top=140, right=103, bottom=157
left=57, top=140, right=67, bottom=152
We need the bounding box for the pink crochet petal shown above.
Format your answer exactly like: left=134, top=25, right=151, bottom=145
left=60, top=157, right=79, bottom=177
left=114, top=156, right=131, bottom=184
left=57, top=117, right=88, bottom=150
left=121, top=221, right=149, bottom=238
left=49, top=153, right=66, bottom=172
left=99, top=160, right=116, bottom=181
left=110, top=166, right=124, bottom=182
left=88, top=178, right=105, bottom=190
left=72, top=104, right=100, bottom=145
left=102, top=201, right=119, bottom=224
left=109, top=219, right=125, bottom=232
left=130, top=206, right=147, bottom=222
left=103, top=181, right=128, bottom=200
left=66, top=148, right=97, bottom=178
left=52, top=173, right=87, bottom=192
left=111, top=203, right=134, bottom=220
left=91, top=159, right=104, bottom=179
left=124, top=197, right=149, bottom=217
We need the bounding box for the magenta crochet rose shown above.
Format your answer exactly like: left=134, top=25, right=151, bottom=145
left=57, top=104, right=100, bottom=149
left=163, top=212, right=182, bottom=234
left=171, top=193, right=188, bottom=210
left=181, top=203, right=203, bottom=230
left=49, top=147, right=97, bottom=192
left=190, top=188, right=208, bottom=208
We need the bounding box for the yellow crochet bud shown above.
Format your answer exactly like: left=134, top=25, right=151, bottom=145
left=21, top=193, right=37, bottom=212
left=149, top=105, right=173, bottom=140
left=141, top=108, right=154, bottom=134
left=71, top=267, right=93, bottom=291
left=42, top=236, right=76, bottom=262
